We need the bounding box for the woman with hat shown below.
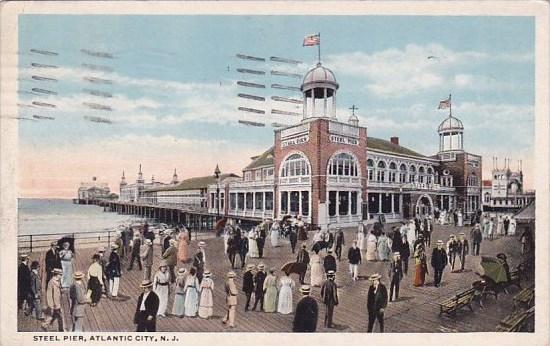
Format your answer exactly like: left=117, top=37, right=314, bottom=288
left=59, top=242, right=74, bottom=289
left=263, top=269, right=278, bottom=313
left=69, top=271, right=87, bottom=331
left=86, top=254, right=104, bottom=306
left=309, top=248, right=324, bottom=287
left=413, top=243, right=428, bottom=287
left=184, top=267, right=200, bottom=317
left=270, top=221, right=281, bottom=248
left=198, top=270, right=214, bottom=319
left=106, top=243, right=122, bottom=298
left=171, top=268, right=187, bottom=318
left=153, top=260, right=171, bottom=317
left=247, top=227, right=260, bottom=258
left=277, top=270, right=295, bottom=314
left=177, top=226, right=191, bottom=264
left=366, top=231, right=378, bottom=261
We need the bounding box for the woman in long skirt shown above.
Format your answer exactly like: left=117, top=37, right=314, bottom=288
left=223, top=226, right=231, bottom=254
left=357, top=222, right=366, bottom=255
left=198, top=270, right=214, bottom=319
left=270, top=222, right=281, bottom=248
left=277, top=272, right=295, bottom=314
left=177, top=228, right=190, bottom=264
left=184, top=267, right=200, bottom=317
left=309, top=249, right=324, bottom=287
left=153, top=261, right=171, bottom=317
left=248, top=228, right=260, bottom=258
left=87, top=254, right=103, bottom=306
left=366, top=232, right=378, bottom=261
left=171, top=268, right=187, bottom=317
left=509, top=216, right=517, bottom=236
left=59, top=242, right=74, bottom=289
left=263, top=269, right=278, bottom=313
left=413, top=244, right=427, bottom=287
left=377, top=233, right=391, bottom=261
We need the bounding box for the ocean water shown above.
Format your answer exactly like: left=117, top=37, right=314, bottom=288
left=18, top=198, right=141, bottom=236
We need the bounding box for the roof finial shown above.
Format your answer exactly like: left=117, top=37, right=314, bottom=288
left=349, top=105, right=358, bottom=116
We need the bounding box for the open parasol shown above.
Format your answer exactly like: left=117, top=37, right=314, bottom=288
left=281, top=261, right=307, bottom=276
left=480, top=256, right=509, bottom=284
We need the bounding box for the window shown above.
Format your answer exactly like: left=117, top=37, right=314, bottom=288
left=399, top=164, right=407, bottom=183
left=230, top=193, right=237, bottom=210
left=265, top=192, right=273, bottom=210
left=237, top=193, right=244, bottom=210
left=255, top=170, right=262, bottom=181
left=281, top=191, right=288, bottom=213
left=377, top=161, right=386, bottom=182
left=244, top=171, right=252, bottom=181
left=328, top=152, right=359, bottom=177
left=328, top=191, right=337, bottom=216
left=220, top=192, right=225, bottom=210
left=367, top=159, right=375, bottom=181
left=301, top=191, right=309, bottom=216
left=246, top=192, right=253, bottom=210
left=263, top=167, right=274, bottom=179
left=409, top=165, right=416, bottom=182
left=255, top=192, right=263, bottom=210
left=351, top=191, right=358, bottom=215
left=339, top=191, right=349, bottom=215
left=290, top=191, right=300, bottom=213
left=389, top=162, right=397, bottom=182
left=281, top=153, right=310, bottom=177
left=484, top=193, right=490, bottom=203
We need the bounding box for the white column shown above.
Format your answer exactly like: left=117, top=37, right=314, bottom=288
left=299, top=191, right=303, bottom=216
left=311, top=88, right=316, bottom=116
left=323, top=88, right=328, bottom=117
left=391, top=193, right=395, bottom=214
left=303, top=94, right=307, bottom=119
left=399, top=193, right=403, bottom=215
left=253, top=192, right=256, bottom=213
left=348, top=191, right=351, bottom=216
left=332, top=93, right=337, bottom=118
left=378, top=194, right=382, bottom=214
left=263, top=192, right=266, bottom=217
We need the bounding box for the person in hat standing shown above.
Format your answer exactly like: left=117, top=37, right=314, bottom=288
left=242, top=264, right=255, bottom=311
left=162, top=239, right=178, bottom=284
left=293, top=285, right=318, bottom=332
left=45, top=242, right=62, bottom=285
left=106, top=243, right=122, bottom=298
left=198, top=270, right=214, bottom=319
left=140, top=239, right=154, bottom=281
left=193, top=241, right=206, bottom=283
left=323, top=249, right=337, bottom=274
left=134, top=280, right=160, bottom=331
left=431, top=240, right=448, bottom=287
left=27, top=261, right=43, bottom=320
left=238, top=231, right=249, bottom=269
left=114, top=232, right=124, bottom=260
left=128, top=230, right=142, bottom=271
left=413, top=234, right=425, bottom=255
left=413, top=243, right=428, bottom=287
left=367, top=273, right=388, bottom=333
left=252, top=263, right=267, bottom=311
left=183, top=267, right=200, bottom=317
left=59, top=242, right=74, bottom=289
left=457, top=232, right=469, bottom=272
left=222, top=271, right=238, bottom=328
left=247, top=227, right=260, bottom=258
left=270, top=221, right=281, bottom=248
left=263, top=269, right=278, bottom=313
left=320, top=271, right=339, bottom=328
left=296, top=244, right=310, bottom=285
left=277, top=271, right=295, bottom=314
left=347, top=240, right=362, bottom=281
left=366, top=231, right=378, bottom=261
left=471, top=223, right=483, bottom=256
left=96, top=247, right=109, bottom=297
left=289, top=223, right=298, bottom=254
left=446, top=234, right=459, bottom=272
left=153, top=260, right=171, bottom=317
left=257, top=221, right=267, bottom=259
left=334, top=228, right=345, bottom=261
left=69, top=271, right=87, bottom=331
left=41, top=268, right=64, bottom=331
left=226, top=232, right=238, bottom=269
left=388, top=252, right=403, bottom=302
left=18, top=254, right=32, bottom=311
left=87, top=254, right=104, bottom=306
left=171, top=268, right=187, bottom=317
left=399, top=235, right=411, bottom=275
left=309, top=249, right=324, bottom=287
left=177, top=225, right=191, bottom=264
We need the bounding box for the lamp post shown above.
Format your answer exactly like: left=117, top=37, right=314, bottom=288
left=214, top=164, right=221, bottom=220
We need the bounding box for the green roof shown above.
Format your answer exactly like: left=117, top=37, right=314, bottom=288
left=244, top=146, right=274, bottom=170
left=145, top=173, right=240, bottom=192
left=367, top=137, right=427, bottom=159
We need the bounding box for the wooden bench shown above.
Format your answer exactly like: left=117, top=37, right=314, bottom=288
left=496, top=306, right=535, bottom=332
left=513, top=285, right=534, bottom=311
left=502, top=269, right=522, bottom=293
left=439, top=288, right=476, bottom=316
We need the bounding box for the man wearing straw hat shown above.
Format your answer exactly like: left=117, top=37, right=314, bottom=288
left=134, top=280, right=160, bottom=332
left=96, top=246, right=109, bottom=297
left=296, top=243, right=310, bottom=285
left=293, top=285, right=318, bottom=332
left=69, top=271, right=87, bottom=331
left=252, top=263, right=267, bottom=311
left=107, top=243, right=122, bottom=298
left=320, top=270, right=339, bottom=328
left=128, top=230, right=142, bottom=271
left=222, top=271, right=238, bottom=328
left=242, top=264, right=255, bottom=311
left=41, top=268, right=64, bottom=331
left=388, top=252, right=403, bottom=302
left=162, top=238, right=178, bottom=283
left=193, top=241, right=206, bottom=283
left=431, top=240, right=448, bottom=287
left=457, top=232, right=469, bottom=272
left=140, top=239, right=154, bottom=281
left=27, top=261, right=44, bottom=320
left=367, top=273, right=387, bottom=333
left=45, top=241, right=61, bottom=285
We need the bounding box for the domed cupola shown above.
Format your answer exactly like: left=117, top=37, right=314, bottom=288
left=437, top=95, right=464, bottom=153
left=301, top=62, right=339, bottom=120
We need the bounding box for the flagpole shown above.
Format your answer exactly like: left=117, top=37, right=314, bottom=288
left=318, top=32, right=321, bottom=63
left=449, top=93, right=452, bottom=117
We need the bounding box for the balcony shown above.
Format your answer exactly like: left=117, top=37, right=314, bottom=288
left=367, top=180, right=455, bottom=192
left=327, top=176, right=361, bottom=186
left=279, top=176, right=311, bottom=185
left=227, top=209, right=274, bottom=219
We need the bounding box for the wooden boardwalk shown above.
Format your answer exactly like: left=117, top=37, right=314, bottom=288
left=18, top=225, right=533, bottom=333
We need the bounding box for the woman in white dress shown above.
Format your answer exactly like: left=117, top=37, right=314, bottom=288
left=59, top=242, right=74, bottom=289
left=356, top=222, right=365, bottom=254
left=309, top=249, right=324, bottom=287
left=270, top=222, right=281, bottom=248
left=277, top=272, right=295, bottom=314
left=171, top=268, right=187, bottom=317
left=223, top=226, right=231, bottom=254
left=377, top=233, right=391, bottom=261
left=366, top=232, right=378, bottom=261
left=153, top=261, right=171, bottom=317
left=509, top=216, right=517, bottom=236
left=496, top=215, right=504, bottom=236
left=248, top=228, right=260, bottom=258
left=184, top=267, right=200, bottom=317
left=198, top=270, right=214, bottom=319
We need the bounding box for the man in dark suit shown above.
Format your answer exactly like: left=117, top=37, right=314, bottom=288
left=257, top=222, right=267, bottom=258
left=323, top=249, right=337, bottom=274
left=18, top=254, right=32, bottom=310
left=293, top=285, right=318, bottom=332
left=134, top=280, right=160, bottom=332
left=242, top=264, right=255, bottom=311
left=296, top=244, right=310, bottom=284
left=335, top=228, right=345, bottom=261
left=289, top=227, right=298, bottom=254
left=127, top=231, right=142, bottom=271
left=227, top=234, right=238, bottom=269
left=238, top=232, right=249, bottom=269
left=431, top=240, right=448, bottom=287
left=193, top=242, right=206, bottom=283
left=388, top=252, right=403, bottom=302
left=367, top=273, right=388, bottom=333
left=320, top=270, right=338, bottom=328
left=457, top=232, right=469, bottom=272
left=252, top=263, right=267, bottom=311
left=45, top=242, right=61, bottom=285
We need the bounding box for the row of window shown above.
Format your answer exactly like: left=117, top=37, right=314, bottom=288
left=328, top=191, right=359, bottom=216
left=244, top=167, right=275, bottom=182
left=229, top=192, right=274, bottom=211
left=280, top=191, right=309, bottom=216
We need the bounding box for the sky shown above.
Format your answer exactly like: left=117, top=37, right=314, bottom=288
left=17, top=15, right=535, bottom=198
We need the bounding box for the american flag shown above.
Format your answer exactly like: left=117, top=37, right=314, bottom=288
left=303, top=34, right=320, bottom=46
left=438, top=96, right=451, bottom=109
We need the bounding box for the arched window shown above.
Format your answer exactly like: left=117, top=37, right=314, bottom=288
left=280, top=153, right=310, bottom=177
left=388, top=162, right=397, bottom=183
left=418, top=166, right=425, bottom=183
left=426, top=166, right=434, bottom=184
left=399, top=164, right=407, bottom=183
left=409, top=165, right=416, bottom=183
left=367, top=159, right=375, bottom=181
left=328, top=152, right=359, bottom=177
left=376, top=161, right=386, bottom=182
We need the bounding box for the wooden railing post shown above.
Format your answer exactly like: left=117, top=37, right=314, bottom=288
left=30, top=235, right=33, bottom=253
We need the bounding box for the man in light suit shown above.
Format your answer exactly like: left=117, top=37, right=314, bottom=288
left=222, top=271, right=238, bottom=328
left=41, top=268, right=64, bottom=331
left=69, top=271, right=87, bottom=331
left=134, top=280, right=160, bottom=332
left=162, top=239, right=178, bottom=283
left=367, top=273, right=388, bottom=333
left=140, top=239, right=154, bottom=281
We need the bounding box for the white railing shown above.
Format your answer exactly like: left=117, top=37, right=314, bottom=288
left=279, top=176, right=311, bottom=185
left=329, top=121, right=360, bottom=138
left=327, top=176, right=361, bottom=185
left=280, top=123, right=310, bottom=139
